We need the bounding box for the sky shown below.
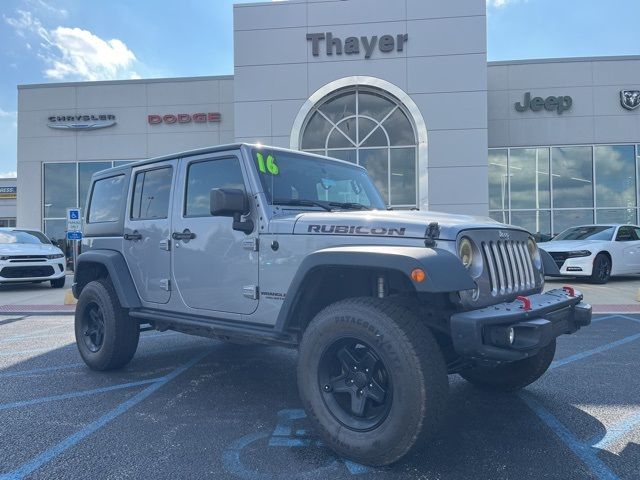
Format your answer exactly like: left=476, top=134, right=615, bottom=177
left=0, top=0, right=638, bottom=176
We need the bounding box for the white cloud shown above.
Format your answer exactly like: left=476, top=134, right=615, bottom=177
left=43, top=27, right=139, bottom=81
left=4, top=10, right=140, bottom=81
left=0, top=172, right=17, bottom=179
left=0, top=108, right=16, bottom=118
left=26, top=0, right=68, bottom=17
left=487, top=0, right=526, bottom=7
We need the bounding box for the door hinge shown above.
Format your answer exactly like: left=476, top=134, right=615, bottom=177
left=160, top=279, right=171, bottom=291
left=242, top=285, right=259, bottom=300
left=242, top=237, right=259, bottom=252
left=159, top=238, right=171, bottom=251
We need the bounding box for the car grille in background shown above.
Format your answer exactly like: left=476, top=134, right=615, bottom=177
left=6, top=256, right=48, bottom=262
left=0, top=266, right=55, bottom=278
left=481, top=241, right=536, bottom=296
left=548, top=252, right=568, bottom=269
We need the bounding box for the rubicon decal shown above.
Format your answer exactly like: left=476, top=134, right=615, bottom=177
left=148, top=113, right=221, bottom=124
left=307, top=225, right=406, bottom=236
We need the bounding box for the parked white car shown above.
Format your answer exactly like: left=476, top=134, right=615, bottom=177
left=0, top=228, right=67, bottom=288
left=539, top=224, right=640, bottom=284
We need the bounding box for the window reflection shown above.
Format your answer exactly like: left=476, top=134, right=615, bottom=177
left=595, top=145, right=636, bottom=208
left=44, top=163, right=77, bottom=218
left=511, top=210, right=552, bottom=242
left=553, top=210, right=594, bottom=235
left=510, top=148, right=550, bottom=209
left=488, top=149, right=508, bottom=211
left=552, top=147, right=593, bottom=208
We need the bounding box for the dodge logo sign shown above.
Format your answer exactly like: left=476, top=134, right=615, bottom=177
left=620, top=90, right=640, bottom=111
left=47, top=114, right=116, bottom=130
left=148, top=113, right=221, bottom=124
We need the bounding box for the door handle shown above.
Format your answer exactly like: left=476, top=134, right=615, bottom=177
left=171, top=229, right=196, bottom=242
left=124, top=230, right=142, bottom=241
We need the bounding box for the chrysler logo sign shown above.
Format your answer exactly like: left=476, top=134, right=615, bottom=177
left=620, top=90, right=640, bottom=111
left=47, top=114, right=116, bottom=130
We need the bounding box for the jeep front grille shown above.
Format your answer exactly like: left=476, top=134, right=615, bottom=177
left=481, top=240, right=535, bottom=296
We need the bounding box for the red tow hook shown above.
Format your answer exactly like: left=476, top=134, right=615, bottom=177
left=563, top=286, right=576, bottom=297
left=516, top=295, right=532, bottom=311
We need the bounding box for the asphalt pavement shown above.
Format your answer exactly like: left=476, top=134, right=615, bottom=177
left=0, top=313, right=638, bottom=479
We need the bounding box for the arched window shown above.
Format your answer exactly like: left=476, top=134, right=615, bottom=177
left=299, top=86, right=418, bottom=208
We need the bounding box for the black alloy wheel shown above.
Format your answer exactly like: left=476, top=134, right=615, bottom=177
left=590, top=253, right=611, bottom=284
left=318, top=338, right=392, bottom=431
left=81, top=302, right=106, bottom=352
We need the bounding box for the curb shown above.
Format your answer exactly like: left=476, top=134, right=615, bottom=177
left=0, top=305, right=76, bottom=316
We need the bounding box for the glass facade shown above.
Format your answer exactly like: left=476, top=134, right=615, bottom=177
left=43, top=160, right=133, bottom=255
left=490, top=145, right=639, bottom=240
left=299, top=86, right=418, bottom=209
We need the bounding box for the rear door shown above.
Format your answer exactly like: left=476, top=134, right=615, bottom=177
left=123, top=161, right=176, bottom=304
left=171, top=151, right=259, bottom=315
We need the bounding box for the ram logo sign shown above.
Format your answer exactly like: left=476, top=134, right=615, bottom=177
left=620, top=90, right=640, bottom=111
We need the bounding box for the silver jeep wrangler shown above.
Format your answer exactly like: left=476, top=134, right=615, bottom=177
left=73, top=144, right=591, bottom=466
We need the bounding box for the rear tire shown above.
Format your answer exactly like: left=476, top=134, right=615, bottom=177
left=50, top=276, right=66, bottom=288
left=75, top=278, right=139, bottom=370
left=297, top=297, right=449, bottom=466
left=459, top=340, right=556, bottom=392
left=589, top=253, right=611, bottom=284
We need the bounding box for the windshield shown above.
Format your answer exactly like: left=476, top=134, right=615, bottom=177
left=251, top=149, right=386, bottom=210
left=553, top=226, right=615, bottom=241
left=0, top=230, right=51, bottom=245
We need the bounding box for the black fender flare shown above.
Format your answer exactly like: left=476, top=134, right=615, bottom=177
left=540, top=249, right=561, bottom=276
left=275, top=246, right=475, bottom=332
left=73, top=250, right=142, bottom=308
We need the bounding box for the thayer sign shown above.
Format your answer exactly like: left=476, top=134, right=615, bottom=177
left=307, top=33, right=408, bottom=59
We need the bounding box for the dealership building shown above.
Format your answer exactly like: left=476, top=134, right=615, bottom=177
left=16, top=0, right=640, bottom=246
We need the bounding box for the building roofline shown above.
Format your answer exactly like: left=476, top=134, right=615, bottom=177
left=18, top=74, right=234, bottom=90
left=489, top=54, right=640, bottom=67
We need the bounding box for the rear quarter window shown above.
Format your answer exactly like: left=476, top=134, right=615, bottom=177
left=88, top=175, right=126, bottom=223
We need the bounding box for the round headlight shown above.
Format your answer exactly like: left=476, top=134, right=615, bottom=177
left=458, top=237, right=473, bottom=269
left=527, top=237, right=542, bottom=268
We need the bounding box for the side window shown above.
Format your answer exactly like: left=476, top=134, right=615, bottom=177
left=616, top=226, right=633, bottom=242
left=634, top=228, right=640, bottom=240
left=131, top=167, right=173, bottom=220
left=88, top=175, right=126, bottom=223
left=185, top=157, right=245, bottom=217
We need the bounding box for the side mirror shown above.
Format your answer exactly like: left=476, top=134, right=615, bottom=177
left=210, top=188, right=248, bottom=217
left=210, top=188, right=254, bottom=234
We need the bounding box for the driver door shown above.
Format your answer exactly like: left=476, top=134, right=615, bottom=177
left=614, top=226, right=640, bottom=273
left=171, top=151, right=259, bottom=315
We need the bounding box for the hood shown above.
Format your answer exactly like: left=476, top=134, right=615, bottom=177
left=270, top=209, right=524, bottom=240
left=538, top=240, right=601, bottom=252
left=0, top=243, right=63, bottom=256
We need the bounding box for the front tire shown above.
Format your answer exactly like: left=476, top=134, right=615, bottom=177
left=459, top=340, right=556, bottom=392
left=297, top=297, right=449, bottom=466
left=589, top=253, right=611, bottom=284
left=74, top=278, right=139, bottom=370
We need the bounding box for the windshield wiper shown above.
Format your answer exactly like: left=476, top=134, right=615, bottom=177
left=328, top=202, right=371, bottom=211
left=272, top=198, right=332, bottom=212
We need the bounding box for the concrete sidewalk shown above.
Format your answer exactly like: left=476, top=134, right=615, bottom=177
left=0, top=275, right=75, bottom=315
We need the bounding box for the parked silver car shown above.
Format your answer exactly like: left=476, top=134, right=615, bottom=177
left=73, top=144, right=591, bottom=466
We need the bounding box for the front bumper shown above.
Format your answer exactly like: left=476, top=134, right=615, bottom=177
left=450, top=288, right=591, bottom=362
left=0, top=260, right=66, bottom=283
left=558, top=256, right=594, bottom=276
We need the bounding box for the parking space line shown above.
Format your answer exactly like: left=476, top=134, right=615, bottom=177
left=614, top=315, right=640, bottom=325
left=0, top=349, right=211, bottom=480
left=519, top=392, right=620, bottom=480
left=0, top=378, right=161, bottom=412
left=550, top=332, right=640, bottom=369
left=590, top=410, right=640, bottom=450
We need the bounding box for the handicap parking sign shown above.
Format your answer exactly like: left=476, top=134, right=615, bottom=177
left=66, top=208, right=82, bottom=234
left=69, top=210, right=79, bottom=220
left=66, top=231, right=83, bottom=240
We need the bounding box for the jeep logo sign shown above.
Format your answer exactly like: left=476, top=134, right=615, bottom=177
left=307, top=32, right=408, bottom=59
left=515, top=92, right=573, bottom=115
